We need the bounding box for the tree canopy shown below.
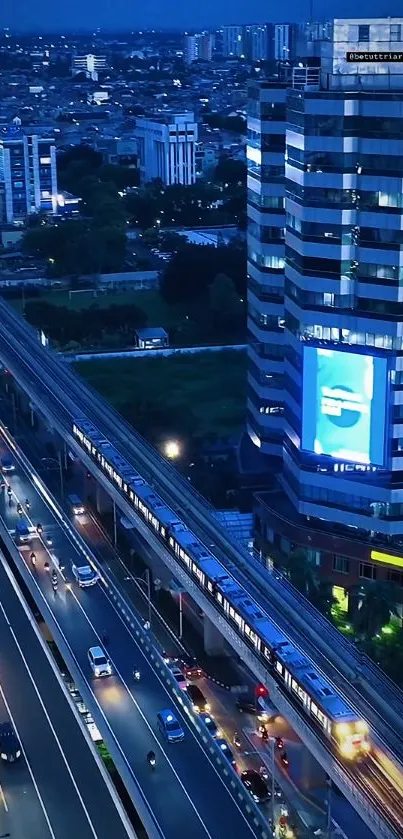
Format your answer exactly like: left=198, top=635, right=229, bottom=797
left=160, top=243, right=247, bottom=304
left=24, top=300, right=147, bottom=348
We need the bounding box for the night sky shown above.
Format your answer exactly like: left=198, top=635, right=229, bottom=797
left=0, top=0, right=402, bottom=32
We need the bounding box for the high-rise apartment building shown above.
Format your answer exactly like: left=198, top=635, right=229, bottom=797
left=184, top=33, right=213, bottom=64
left=0, top=119, right=58, bottom=224
left=134, top=113, right=198, bottom=186
left=222, top=25, right=244, bottom=57
left=72, top=54, right=107, bottom=81
left=252, top=18, right=403, bottom=590
left=274, top=24, right=297, bottom=61
left=244, top=25, right=273, bottom=62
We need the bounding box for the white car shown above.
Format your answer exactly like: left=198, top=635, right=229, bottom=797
left=169, top=664, right=188, bottom=690
left=72, top=564, right=98, bottom=588
left=88, top=646, right=112, bottom=677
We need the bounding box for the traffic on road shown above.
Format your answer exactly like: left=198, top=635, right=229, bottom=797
left=0, top=430, right=273, bottom=839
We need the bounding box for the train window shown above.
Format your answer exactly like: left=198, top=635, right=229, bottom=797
left=276, top=661, right=283, bottom=675
left=161, top=526, right=166, bottom=538
left=229, top=606, right=235, bottom=619
left=298, top=687, right=306, bottom=702
left=217, top=592, right=223, bottom=604
left=311, top=702, right=318, bottom=717
left=234, top=612, right=243, bottom=630
left=194, top=566, right=204, bottom=584
left=292, top=679, right=298, bottom=694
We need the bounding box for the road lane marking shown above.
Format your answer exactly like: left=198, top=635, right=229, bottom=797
left=0, top=680, right=55, bottom=839
left=95, top=584, right=264, bottom=839
left=4, top=432, right=263, bottom=839
left=0, top=596, right=98, bottom=839
left=69, top=587, right=218, bottom=839
left=0, top=784, right=8, bottom=812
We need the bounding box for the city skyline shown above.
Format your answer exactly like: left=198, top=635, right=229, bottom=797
left=0, top=0, right=402, bottom=32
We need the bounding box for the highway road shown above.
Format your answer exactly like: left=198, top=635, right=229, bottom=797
left=0, top=413, right=383, bottom=839
left=0, top=545, right=136, bottom=839
left=0, top=301, right=402, bottom=837
left=0, top=436, right=269, bottom=839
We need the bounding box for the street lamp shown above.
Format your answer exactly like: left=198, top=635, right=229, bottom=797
left=164, top=440, right=180, bottom=460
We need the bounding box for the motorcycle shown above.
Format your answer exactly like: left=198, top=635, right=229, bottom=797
left=134, top=669, right=141, bottom=681
left=233, top=732, right=242, bottom=749
left=281, top=751, right=289, bottom=768
left=147, top=751, right=156, bottom=769
left=276, top=737, right=284, bottom=749
left=30, top=552, right=36, bottom=567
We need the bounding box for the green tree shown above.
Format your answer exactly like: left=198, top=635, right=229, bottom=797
left=209, top=273, right=244, bottom=331
left=347, top=581, right=401, bottom=640
left=283, top=548, right=320, bottom=599
left=160, top=243, right=247, bottom=304
left=124, top=192, right=158, bottom=229
left=214, top=157, right=247, bottom=186
left=98, top=164, right=140, bottom=190
left=311, top=580, right=337, bottom=621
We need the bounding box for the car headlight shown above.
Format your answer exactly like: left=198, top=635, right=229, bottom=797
left=205, top=703, right=210, bottom=711
left=1, top=753, right=7, bottom=760
left=95, top=668, right=100, bottom=676
left=253, top=794, right=259, bottom=802
left=16, top=750, right=21, bottom=758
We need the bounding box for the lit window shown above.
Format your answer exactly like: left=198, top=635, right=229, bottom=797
left=40, top=156, right=51, bottom=164
left=41, top=190, right=51, bottom=198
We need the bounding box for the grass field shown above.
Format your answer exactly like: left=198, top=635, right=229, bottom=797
left=10, top=288, right=187, bottom=329
left=75, top=349, right=247, bottom=439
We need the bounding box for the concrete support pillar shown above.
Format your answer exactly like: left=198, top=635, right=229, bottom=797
left=203, top=616, right=230, bottom=656
left=300, top=747, right=327, bottom=793
left=96, top=482, right=113, bottom=515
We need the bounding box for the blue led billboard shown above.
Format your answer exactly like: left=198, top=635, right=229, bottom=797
left=301, top=347, right=388, bottom=466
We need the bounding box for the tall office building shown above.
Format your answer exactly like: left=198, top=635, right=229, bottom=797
left=247, top=82, right=287, bottom=458
left=253, top=18, right=403, bottom=589
left=184, top=33, right=213, bottom=64
left=222, top=25, right=244, bottom=57
left=134, top=113, right=198, bottom=186
left=0, top=119, right=58, bottom=224
left=244, top=25, right=272, bottom=62
left=72, top=54, right=107, bottom=81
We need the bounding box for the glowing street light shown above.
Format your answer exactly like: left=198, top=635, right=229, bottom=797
left=164, top=440, right=180, bottom=460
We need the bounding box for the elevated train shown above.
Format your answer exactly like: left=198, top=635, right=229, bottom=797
left=73, top=417, right=370, bottom=761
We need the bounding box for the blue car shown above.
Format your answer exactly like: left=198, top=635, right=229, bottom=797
left=216, top=738, right=237, bottom=770
left=199, top=713, right=219, bottom=738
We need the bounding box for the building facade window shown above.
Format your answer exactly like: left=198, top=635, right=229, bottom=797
left=359, top=563, right=377, bottom=580
left=333, top=555, right=350, bottom=574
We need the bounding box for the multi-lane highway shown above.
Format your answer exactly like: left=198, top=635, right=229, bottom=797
left=0, top=300, right=402, bottom=838
left=0, top=543, right=136, bottom=839
left=0, top=434, right=270, bottom=839
left=0, top=385, right=393, bottom=839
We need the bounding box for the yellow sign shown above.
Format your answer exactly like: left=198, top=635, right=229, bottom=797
left=370, top=550, right=403, bottom=569
left=333, top=585, right=348, bottom=612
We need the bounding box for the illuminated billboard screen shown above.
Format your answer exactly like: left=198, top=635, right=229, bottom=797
left=302, top=347, right=388, bottom=466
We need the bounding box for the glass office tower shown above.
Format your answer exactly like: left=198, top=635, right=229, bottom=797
left=247, top=81, right=287, bottom=458
left=253, top=19, right=403, bottom=588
